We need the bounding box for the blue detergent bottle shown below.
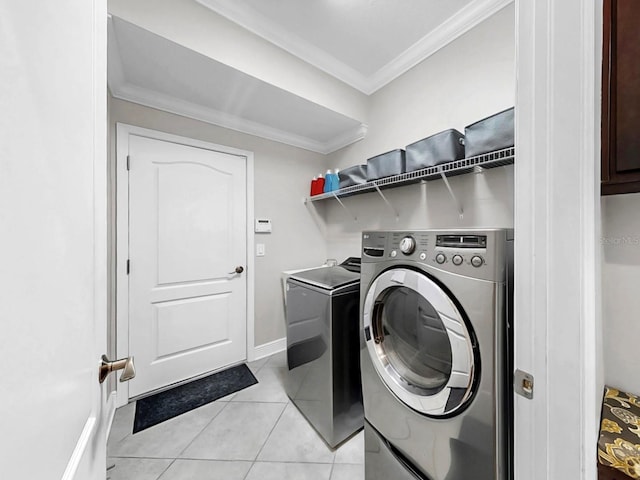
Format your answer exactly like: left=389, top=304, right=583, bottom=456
left=323, top=169, right=333, bottom=193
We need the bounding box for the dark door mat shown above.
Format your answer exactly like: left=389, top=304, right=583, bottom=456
left=133, top=363, right=258, bottom=433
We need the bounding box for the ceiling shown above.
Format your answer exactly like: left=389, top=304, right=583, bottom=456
left=195, top=0, right=509, bottom=94
left=108, top=0, right=512, bottom=154
left=108, top=17, right=366, bottom=154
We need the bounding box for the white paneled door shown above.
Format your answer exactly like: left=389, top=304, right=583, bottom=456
left=126, top=133, right=248, bottom=398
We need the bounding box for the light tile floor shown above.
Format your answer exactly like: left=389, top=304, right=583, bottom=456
left=107, top=351, right=364, bottom=480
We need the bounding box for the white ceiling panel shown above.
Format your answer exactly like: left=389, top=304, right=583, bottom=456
left=196, top=0, right=513, bottom=93
left=199, top=0, right=472, bottom=76
left=108, top=17, right=367, bottom=154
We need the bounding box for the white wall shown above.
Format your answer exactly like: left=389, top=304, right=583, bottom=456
left=108, top=96, right=328, bottom=350
left=602, top=193, right=640, bottom=394
left=324, top=4, right=515, bottom=260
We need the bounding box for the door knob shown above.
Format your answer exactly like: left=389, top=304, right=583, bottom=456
left=229, top=266, right=244, bottom=274
left=99, top=354, right=136, bottom=384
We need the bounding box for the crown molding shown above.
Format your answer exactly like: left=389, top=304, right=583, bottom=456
left=196, top=0, right=513, bottom=95
left=108, top=1, right=511, bottom=154
left=109, top=80, right=365, bottom=155
left=367, top=0, right=514, bottom=93
left=195, top=0, right=371, bottom=92
left=108, top=17, right=365, bottom=154
left=324, top=124, right=368, bottom=154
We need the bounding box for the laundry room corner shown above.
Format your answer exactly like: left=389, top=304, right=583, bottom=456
left=323, top=4, right=516, bottom=261
left=7, top=0, right=615, bottom=478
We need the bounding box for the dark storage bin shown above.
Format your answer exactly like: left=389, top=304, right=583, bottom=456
left=366, top=149, right=406, bottom=181
left=405, top=129, right=465, bottom=172
left=339, top=165, right=368, bottom=188
left=464, top=107, right=514, bottom=158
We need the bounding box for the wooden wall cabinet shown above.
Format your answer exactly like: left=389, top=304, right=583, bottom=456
left=601, top=0, right=640, bottom=195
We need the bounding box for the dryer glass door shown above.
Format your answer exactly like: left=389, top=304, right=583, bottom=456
left=375, top=285, right=452, bottom=393
left=363, top=268, right=477, bottom=416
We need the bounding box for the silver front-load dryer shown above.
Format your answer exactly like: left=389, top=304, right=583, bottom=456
left=360, top=229, right=513, bottom=480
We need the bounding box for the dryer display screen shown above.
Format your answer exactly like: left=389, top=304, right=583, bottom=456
left=436, top=235, right=487, bottom=248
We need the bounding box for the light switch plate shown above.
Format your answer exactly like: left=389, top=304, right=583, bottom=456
left=256, top=243, right=265, bottom=256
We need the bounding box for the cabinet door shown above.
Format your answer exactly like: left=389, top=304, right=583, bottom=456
left=602, top=0, right=640, bottom=195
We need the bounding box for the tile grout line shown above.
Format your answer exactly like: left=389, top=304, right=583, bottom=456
left=175, top=458, right=335, bottom=465
left=109, top=353, right=349, bottom=479
left=328, top=461, right=336, bottom=480
left=109, top=456, right=259, bottom=462
left=172, top=399, right=233, bottom=460
left=163, top=399, right=290, bottom=467
left=108, top=398, right=226, bottom=460
left=169, top=354, right=283, bottom=464
left=241, top=369, right=289, bottom=480
left=251, top=360, right=268, bottom=375
left=153, top=458, right=178, bottom=480
left=240, top=461, right=252, bottom=480
left=251, top=400, right=290, bottom=464
left=251, top=352, right=283, bottom=374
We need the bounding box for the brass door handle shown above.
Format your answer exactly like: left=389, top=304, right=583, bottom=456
left=229, top=266, right=244, bottom=274
left=99, top=354, right=136, bottom=384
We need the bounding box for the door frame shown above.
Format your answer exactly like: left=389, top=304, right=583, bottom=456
left=514, top=1, right=602, bottom=478
left=115, top=123, right=255, bottom=407
left=69, top=0, right=111, bottom=476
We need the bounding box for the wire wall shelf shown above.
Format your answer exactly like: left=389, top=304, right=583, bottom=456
left=306, top=147, right=514, bottom=203
left=304, top=147, right=514, bottom=220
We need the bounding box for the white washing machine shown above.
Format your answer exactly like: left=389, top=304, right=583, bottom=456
left=360, top=229, right=513, bottom=480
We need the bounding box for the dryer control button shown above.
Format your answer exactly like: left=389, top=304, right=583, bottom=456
left=452, top=254, right=463, bottom=266
left=435, top=253, right=446, bottom=264
left=471, top=255, right=484, bottom=267
left=419, top=252, right=427, bottom=260
left=399, top=236, right=416, bottom=254
left=390, top=250, right=397, bottom=258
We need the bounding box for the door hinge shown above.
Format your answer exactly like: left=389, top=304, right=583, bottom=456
left=126, top=155, right=130, bottom=171
left=514, top=369, right=534, bottom=399
left=126, top=259, right=130, bottom=275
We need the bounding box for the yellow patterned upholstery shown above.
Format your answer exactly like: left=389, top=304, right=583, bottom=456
left=599, top=387, right=640, bottom=479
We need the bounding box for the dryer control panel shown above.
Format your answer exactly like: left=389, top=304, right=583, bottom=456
left=362, top=229, right=510, bottom=283
left=435, top=234, right=486, bottom=268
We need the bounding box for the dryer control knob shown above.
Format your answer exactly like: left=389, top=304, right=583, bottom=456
left=471, top=255, right=484, bottom=267
left=452, top=254, right=463, bottom=266
left=435, top=253, right=446, bottom=264
left=399, top=236, right=416, bottom=254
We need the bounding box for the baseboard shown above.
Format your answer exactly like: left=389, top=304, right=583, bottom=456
left=251, top=337, right=286, bottom=361
left=61, top=416, right=97, bottom=480
left=61, top=391, right=118, bottom=480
